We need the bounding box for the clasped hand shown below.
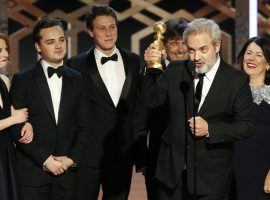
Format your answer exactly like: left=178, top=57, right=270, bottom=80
left=44, top=156, right=74, bottom=176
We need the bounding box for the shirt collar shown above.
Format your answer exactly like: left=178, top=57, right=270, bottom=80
left=164, top=58, right=170, bottom=67
left=94, top=47, right=119, bottom=61
left=41, top=59, right=64, bottom=78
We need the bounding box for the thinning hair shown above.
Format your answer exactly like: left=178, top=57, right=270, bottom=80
left=183, top=18, right=221, bottom=44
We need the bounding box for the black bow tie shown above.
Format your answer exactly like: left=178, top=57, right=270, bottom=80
left=101, top=53, right=118, bottom=65
left=47, top=66, right=64, bottom=78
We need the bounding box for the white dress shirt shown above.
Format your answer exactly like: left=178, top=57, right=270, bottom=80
left=41, top=59, right=63, bottom=123
left=164, top=58, right=170, bottom=67
left=95, top=48, right=126, bottom=107
left=194, top=56, right=220, bottom=111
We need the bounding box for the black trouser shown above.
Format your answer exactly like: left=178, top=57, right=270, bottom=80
left=155, top=171, right=229, bottom=200
left=77, top=164, right=133, bottom=200
left=19, top=179, right=76, bottom=200
left=145, top=164, right=159, bottom=200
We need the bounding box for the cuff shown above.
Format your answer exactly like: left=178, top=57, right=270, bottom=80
left=43, top=155, right=52, bottom=170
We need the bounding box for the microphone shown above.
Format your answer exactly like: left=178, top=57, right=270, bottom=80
left=187, top=60, right=196, bottom=77
left=179, top=80, right=189, bottom=95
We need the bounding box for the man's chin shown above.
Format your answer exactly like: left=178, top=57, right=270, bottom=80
left=50, top=58, right=65, bottom=64
left=195, top=65, right=207, bottom=74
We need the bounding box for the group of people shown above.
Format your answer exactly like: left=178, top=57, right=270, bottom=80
left=0, top=4, right=269, bottom=200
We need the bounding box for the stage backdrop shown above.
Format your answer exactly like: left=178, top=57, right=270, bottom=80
left=7, top=0, right=270, bottom=75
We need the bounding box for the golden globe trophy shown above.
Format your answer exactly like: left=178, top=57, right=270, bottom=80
left=147, top=21, right=167, bottom=73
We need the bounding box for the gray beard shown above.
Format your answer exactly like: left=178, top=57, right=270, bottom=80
left=195, top=60, right=216, bottom=74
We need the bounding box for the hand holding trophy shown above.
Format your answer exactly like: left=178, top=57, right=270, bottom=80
left=146, top=21, right=167, bottom=74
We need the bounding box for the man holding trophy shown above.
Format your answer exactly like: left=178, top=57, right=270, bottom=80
left=138, top=18, right=189, bottom=200
left=145, top=18, right=189, bottom=72
left=137, top=18, right=256, bottom=200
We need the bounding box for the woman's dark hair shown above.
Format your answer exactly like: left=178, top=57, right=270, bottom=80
left=237, top=36, right=270, bottom=85
left=85, top=5, right=117, bottom=30
left=32, top=18, right=64, bottom=44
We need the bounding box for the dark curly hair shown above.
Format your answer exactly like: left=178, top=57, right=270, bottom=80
left=163, top=18, right=188, bottom=43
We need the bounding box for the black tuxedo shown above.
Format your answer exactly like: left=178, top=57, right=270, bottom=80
left=139, top=59, right=256, bottom=199
left=138, top=60, right=170, bottom=200
left=66, top=47, right=144, bottom=200
left=10, top=62, right=90, bottom=200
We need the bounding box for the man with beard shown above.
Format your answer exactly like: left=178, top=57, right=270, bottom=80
left=138, top=18, right=256, bottom=200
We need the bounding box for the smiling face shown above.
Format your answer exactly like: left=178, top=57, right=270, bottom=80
left=187, top=31, right=220, bottom=74
left=89, top=15, right=117, bottom=56
left=243, top=42, right=269, bottom=82
left=0, top=38, right=9, bottom=69
left=35, top=25, right=67, bottom=67
left=164, top=37, right=188, bottom=61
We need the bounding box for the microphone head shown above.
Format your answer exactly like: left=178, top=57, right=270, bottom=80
left=179, top=81, right=189, bottom=94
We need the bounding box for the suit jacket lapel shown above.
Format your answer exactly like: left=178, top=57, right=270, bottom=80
left=198, top=61, right=226, bottom=115
left=183, top=60, right=196, bottom=118
left=118, top=48, right=132, bottom=102
left=34, top=62, right=56, bottom=123
left=87, top=49, right=115, bottom=107
left=57, top=66, right=73, bottom=125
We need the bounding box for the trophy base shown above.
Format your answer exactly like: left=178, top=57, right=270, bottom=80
left=146, top=68, right=163, bottom=77
left=147, top=62, right=163, bottom=73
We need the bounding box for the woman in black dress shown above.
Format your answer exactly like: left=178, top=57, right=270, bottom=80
left=233, top=36, right=270, bottom=200
left=0, top=33, right=33, bottom=200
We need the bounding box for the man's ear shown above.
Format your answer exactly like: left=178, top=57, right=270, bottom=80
left=35, top=42, right=42, bottom=54
left=88, top=29, right=94, bottom=38
left=215, top=40, right=221, bottom=54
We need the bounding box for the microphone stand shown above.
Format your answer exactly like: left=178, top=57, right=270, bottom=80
left=179, top=81, right=189, bottom=200
left=192, top=71, right=198, bottom=200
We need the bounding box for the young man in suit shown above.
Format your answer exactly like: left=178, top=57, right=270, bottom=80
left=66, top=5, right=144, bottom=200
left=10, top=18, right=90, bottom=200
left=141, top=18, right=189, bottom=200
left=139, top=18, right=256, bottom=200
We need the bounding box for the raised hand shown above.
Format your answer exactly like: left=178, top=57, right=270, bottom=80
left=144, top=42, right=165, bottom=63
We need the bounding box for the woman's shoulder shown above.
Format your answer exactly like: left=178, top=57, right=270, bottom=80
left=0, top=74, right=10, bottom=91
left=251, top=85, right=270, bottom=105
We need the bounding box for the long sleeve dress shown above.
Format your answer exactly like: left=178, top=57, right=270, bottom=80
left=233, top=85, right=270, bottom=200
